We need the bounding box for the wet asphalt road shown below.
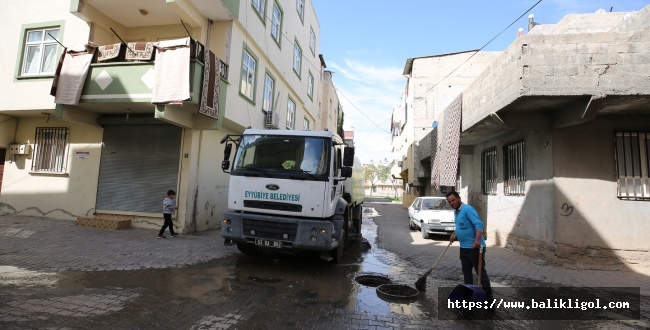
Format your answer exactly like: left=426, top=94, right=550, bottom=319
left=0, top=199, right=648, bottom=329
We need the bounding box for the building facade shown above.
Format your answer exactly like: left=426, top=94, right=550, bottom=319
left=423, top=6, right=650, bottom=268
left=392, top=51, right=499, bottom=206
left=0, top=0, right=332, bottom=233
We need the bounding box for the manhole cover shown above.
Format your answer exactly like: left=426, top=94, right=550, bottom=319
left=354, top=274, right=391, bottom=287
left=376, top=284, right=419, bottom=302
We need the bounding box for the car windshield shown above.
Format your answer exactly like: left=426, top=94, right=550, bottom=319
left=421, top=198, right=453, bottom=210
left=233, top=134, right=329, bottom=175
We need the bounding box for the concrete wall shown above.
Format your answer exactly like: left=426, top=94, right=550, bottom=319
left=552, top=115, right=650, bottom=266
left=460, top=128, right=555, bottom=251
left=0, top=117, right=104, bottom=219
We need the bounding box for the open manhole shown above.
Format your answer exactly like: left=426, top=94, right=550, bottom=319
left=376, top=284, right=419, bottom=302
left=354, top=274, right=392, bottom=287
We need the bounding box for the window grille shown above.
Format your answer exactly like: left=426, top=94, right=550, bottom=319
left=32, top=127, right=68, bottom=173
left=481, top=147, right=497, bottom=195
left=615, top=132, right=650, bottom=200
left=503, top=140, right=525, bottom=196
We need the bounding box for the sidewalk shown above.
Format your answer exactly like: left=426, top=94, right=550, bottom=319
left=367, top=199, right=650, bottom=299
left=0, top=214, right=237, bottom=272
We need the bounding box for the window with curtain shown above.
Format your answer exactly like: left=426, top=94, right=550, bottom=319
left=293, top=41, right=302, bottom=76
left=252, top=0, right=266, bottom=19
left=263, top=73, right=274, bottom=112
left=240, top=50, right=256, bottom=100
left=271, top=3, right=282, bottom=45
left=22, top=28, right=60, bottom=76
left=287, top=98, right=296, bottom=129
left=307, top=72, right=314, bottom=99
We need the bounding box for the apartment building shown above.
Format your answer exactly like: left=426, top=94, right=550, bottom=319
left=0, top=0, right=328, bottom=232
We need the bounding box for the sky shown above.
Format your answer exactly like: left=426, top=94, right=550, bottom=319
left=312, top=0, right=649, bottom=165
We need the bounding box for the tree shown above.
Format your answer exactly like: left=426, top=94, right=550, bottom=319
left=364, top=164, right=391, bottom=196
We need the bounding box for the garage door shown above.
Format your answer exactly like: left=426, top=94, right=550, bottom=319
left=96, top=124, right=182, bottom=213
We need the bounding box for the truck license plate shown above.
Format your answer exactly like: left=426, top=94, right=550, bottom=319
left=444, top=226, right=455, bottom=231
left=255, top=238, right=282, bottom=248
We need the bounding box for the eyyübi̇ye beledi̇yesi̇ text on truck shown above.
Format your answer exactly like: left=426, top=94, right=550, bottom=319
left=219, top=128, right=364, bottom=262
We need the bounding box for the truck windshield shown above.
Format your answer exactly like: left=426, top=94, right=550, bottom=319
left=233, top=135, right=330, bottom=176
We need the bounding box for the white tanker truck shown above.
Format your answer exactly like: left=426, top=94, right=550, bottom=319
left=219, top=128, right=364, bottom=262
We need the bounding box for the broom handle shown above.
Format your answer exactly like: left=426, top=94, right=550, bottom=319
left=477, top=248, right=483, bottom=288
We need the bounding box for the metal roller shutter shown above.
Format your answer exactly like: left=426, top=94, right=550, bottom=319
left=96, top=124, right=182, bottom=213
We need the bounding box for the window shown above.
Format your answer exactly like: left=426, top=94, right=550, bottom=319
left=307, top=72, right=314, bottom=99
left=263, top=73, right=275, bottom=112
left=21, top=28, right=60, bottom=76
left=503, top=140, right=525, bottom=196
left=286, top=98, right=296, bottom=129
left=252, top=0, right=266, bottom=20
left=309, top=27, right=316, bottom=55
left=296, top=0, right=305, bottom=21
left=303, top=117, right=310, bottom=131
left=481, top=147, right=497, bottom=195
left=32, top=127, right=68, bottom=173
left=615, top=132, right=650, bottom=200
left=271, top=2, right=283, bottom=45
left=293, top=40, right=302, bottom=76
left=240, top=50, right=256, bottom=101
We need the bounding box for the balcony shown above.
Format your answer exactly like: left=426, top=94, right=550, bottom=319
left=54, top=47, right=229, bottom=130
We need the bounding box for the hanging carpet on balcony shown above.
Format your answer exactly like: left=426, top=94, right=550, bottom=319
left=152, top=38, right=191, bottom=104
left=125, top=42, right=155, bottom=61
left=51, top=45, right=96, bottom=105
left=97, top=43, right=124, bottom=62
left=198, top=49, right=221, bottom=119
left=432, top=94, right=462, bottom=188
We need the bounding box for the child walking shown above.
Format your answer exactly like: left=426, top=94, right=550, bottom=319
left=158, top=190, right=178, bottom=238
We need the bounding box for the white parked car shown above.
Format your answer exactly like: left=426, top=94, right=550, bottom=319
left=408, top=196, right=455, bottom=239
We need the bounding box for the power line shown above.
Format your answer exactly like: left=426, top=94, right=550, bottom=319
left=417, top=0, right=542, bottom=98
left=332, top=0, right=544, bottom=140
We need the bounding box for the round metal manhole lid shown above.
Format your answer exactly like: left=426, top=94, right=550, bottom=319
left=376, top=284, right=419, bottom=302
left=354, top=274, right=392, bottom=287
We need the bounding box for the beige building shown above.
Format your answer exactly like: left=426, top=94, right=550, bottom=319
left=315, top=57, right=341, bottom=132
left=392, top=51, right=499, bottom=206
left=0, top=0, right=332, bottom=232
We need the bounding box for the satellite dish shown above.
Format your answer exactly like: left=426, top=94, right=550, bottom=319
left=432, top=121, right=438, bottom=129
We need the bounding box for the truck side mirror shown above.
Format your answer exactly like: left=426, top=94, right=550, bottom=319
left=221, top=143, right=232, bottom=172
left=343, top=147, right=355, bottom=167
left=340, top=166, right=352, bottom=178
left=223, top=143, right=232, bottom=159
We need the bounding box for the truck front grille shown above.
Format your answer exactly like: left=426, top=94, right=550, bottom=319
left=244, top=200, right=302, bottom=212
left=243, top=218, right=298, bottom=240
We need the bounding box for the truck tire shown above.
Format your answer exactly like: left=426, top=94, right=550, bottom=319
left=331, top=230, right=345, bottom=263
left=237, top=242, right=258, bottom=255
left=409, top=218, right=416, bottom=230
left=421, top=226, right=430, bottom=239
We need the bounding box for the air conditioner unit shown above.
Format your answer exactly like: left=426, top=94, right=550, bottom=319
left=264, top=111, right=280, bottom=128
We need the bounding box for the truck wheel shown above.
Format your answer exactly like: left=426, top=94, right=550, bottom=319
left=421, top=226, right=430, bottom=239
left=237, top=243, right=258, bottom=255
left=408, top=218, right=416, bottom=230
left=331, top=230, right=345, bottom=263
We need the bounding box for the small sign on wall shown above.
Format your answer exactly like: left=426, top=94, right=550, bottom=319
left=74, top=151, right=90, bottom=159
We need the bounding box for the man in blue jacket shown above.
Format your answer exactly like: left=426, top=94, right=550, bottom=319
left=446, top=191, right=494, bottom=305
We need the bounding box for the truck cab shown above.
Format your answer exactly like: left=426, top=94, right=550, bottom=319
left=219, top=129, right=362, bottom=262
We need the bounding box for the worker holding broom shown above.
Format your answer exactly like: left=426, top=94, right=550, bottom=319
left=446, top=191, right=494, bottom=308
